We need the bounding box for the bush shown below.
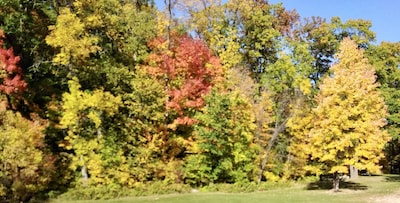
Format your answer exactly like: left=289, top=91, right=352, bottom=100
left=54, top=180, right=292, bottom=201
left=56, top=184, right=130, bottom=200
left=199, top=181, right=292, bottom=193
left=130, top=181, right=191, bottom=196
left=55, top=182, right=192, bottom=201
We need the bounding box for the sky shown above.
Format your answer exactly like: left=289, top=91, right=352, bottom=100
left=269, top=0, right=400, bottom=43
left=154, top=0, right=400, bottom=43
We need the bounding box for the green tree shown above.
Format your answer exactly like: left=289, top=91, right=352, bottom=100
left=256, top=40, right=313, bottom=183
left=366, top=42, right=400, bottom=173
left=305, top=38, right=389, bottom=191
left=293, top=16, right=376, bottom=84
left=182, top=0, right=298, bottom=77
left=183, top=1, right=310, bottom=182
left=185, top=86, right=257, bottom=185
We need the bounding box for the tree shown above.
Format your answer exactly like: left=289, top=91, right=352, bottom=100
left=118, top=68, right=170, bottom=184
left=143, top=32, right=223, bottom=184
left=285, top=99, right=315, bottom=179
left=293, top=17, right=376, bottom=85
left=0, top=102, right=55, bottom=203
left=0, top=30, right=27, bottom=95
left=366, top=42, right=400, bottom=173
left=181, top=0, right=299, bottom=78
left=184, top=86, right=258, bottom=185
left=306, top=38, right=389, bottom=191
left=59, top=77, right=122, bottom=185
left=146, top=32, right=223, bottom=129
left=256, top=40, right=313, bottom=183
left=0, top=1, right=60, bottom=114
left=45, top=0, right=157, bottom=85
left=45, top=0, right=159, bottom=188
left=237, top=1, right=298, bottom=78
left=45, top=7, right=100, bottom=66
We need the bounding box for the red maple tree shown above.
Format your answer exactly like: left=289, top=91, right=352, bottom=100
left=0, top=30, right=27, bottom=94
left=147, top=32, right=223, bottom=127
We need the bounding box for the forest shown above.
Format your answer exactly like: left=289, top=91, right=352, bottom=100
left=0, top=0, right=399, bottom=202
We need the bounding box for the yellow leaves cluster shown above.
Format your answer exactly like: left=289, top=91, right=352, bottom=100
left=0, top=103, right=52, bottom=198
left=156, top=11, right=169, bottom=38
left=72, top=0, right=120, bottom=28
left=286, top=104, right=314, bottom=177
left=47, top=0, right=157, bottom=66
left=60, top=77, right=121, bottom=129
left=263, top=171, right=280, bottom=182
left=307, top=38, right=389, bottom=174
left=46, top=8, right=100, bottom=65
left=213, top=27, right=242, bottom=70
left=287, top=38, right=389, bottom=178
left=181, top=0, right=243, bottom=70
left=59, top=77, right=123, bottom=185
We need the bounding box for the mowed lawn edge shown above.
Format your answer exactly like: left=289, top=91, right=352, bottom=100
left=51, top=175, right=400, bottom=203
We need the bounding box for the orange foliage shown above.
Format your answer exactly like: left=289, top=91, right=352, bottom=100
left=146, top=32, right=223, bottom=126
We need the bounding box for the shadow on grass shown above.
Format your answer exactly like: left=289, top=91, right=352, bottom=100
left=384, top=174, right=400, bottom=182
left=306, top=180, right=368, bottom=191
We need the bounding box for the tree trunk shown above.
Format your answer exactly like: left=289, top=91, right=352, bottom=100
left=80, top=156, right=88, bottom=186
left=333, top=172, right=340, bottom=192
left=257, top=118, right=288, bottom=184
left=349, top=165, right=358, bottom=179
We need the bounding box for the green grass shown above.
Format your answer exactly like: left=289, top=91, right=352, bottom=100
left=51, top=175, right=400, bottom=203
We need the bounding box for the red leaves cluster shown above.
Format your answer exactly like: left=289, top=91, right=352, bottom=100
left=147, top=32, right=223, bottom=126
left=0, top=30, right=27, bottom=94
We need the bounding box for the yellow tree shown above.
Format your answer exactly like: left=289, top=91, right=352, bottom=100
left=0, top=102, right=54, bottom=202
left=59, top=77, right=123, bottom=186
left=307, top=38, right=389, bottom=191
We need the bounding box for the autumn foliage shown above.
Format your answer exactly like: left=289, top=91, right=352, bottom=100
left=0, top=103, right=55, bottom=202
left=288, top=38, right=390, bottom=191
left=0, top=0, right=397, bottom=200
left=147, top=32, right=223, bottom=126
left=0, top=30, right=27, bottom=94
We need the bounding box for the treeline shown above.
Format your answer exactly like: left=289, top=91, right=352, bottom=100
left=0, top=0, right=399, bottom=202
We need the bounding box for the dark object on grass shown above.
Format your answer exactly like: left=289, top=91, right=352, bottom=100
left=359, top=170, right=370, bottom=176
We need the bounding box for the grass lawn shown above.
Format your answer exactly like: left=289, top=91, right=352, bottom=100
left=52, top=175, right=400, bottom=203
